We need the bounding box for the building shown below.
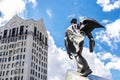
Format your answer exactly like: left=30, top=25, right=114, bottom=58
left=0, top=15, right=48, bottom=80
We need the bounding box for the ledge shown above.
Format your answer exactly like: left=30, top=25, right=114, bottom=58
left=66, top=70, right=108, bottom=80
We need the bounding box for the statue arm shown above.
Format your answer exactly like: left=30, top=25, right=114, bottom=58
left=87, top=33, right=95, bottom=52
left=64, top=36, right=73, bottom=60
left=87, top=33, right=94, bottom=40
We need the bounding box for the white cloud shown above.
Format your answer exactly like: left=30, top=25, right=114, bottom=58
left=97, top=52, right=120, bottom=70
left=97, top=0, right=120, bottom=12
left=46, top=9, right=53, bottom=18
left=96, top=18, right=120, bottom=49
left=79, top=16, right=86, bottom=21
left=48, top=31, right=75, bottom=80
left=0, top=0, right=37, bottom=26
left=68, top=14, right=76, bottom=19
left=48, top=31, right=112, bottom=80
left=102, top=19, right=111, bottom=24
left=27, top=0, right=37, bottom=7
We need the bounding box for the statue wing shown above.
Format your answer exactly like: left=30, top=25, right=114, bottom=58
left=80, top=18, right=105, bottom=35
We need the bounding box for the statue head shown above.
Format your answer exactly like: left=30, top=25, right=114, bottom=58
left=71, top=18, right=77, bottom=24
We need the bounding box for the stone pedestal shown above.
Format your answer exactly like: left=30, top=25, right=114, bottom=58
left=65, top=70, right=108, bottom=80
left=66, top=70, right=89, bottom=80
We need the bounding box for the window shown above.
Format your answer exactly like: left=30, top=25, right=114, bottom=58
left=6, top=70, right=9, bottom=75
left=22, top=62, right=24, bottom=66
left=16, top=27, right=18, bottom=36
left=25, top=30, right=28, bottom=34
left=25, top=35, right=27, bottom=39
left=15, top=69, right=20, bottom=74
left=10, top=77, right=12, bottom=80
left=30, top=77, right=32, bottom=80
left=24, top=48, right=26, bottom=52
left=0, top=36, right=2, bottom=39
left=12, top=63, right=14, bottom=67
left=37, top=31, right=39, bottom=38
left=45, top=37, right=48, bottom=46
left=16, top=55, right=19, bottom=60
left=8, top=57, right=11, bottom=62
left=4, top=64, right=6, bottom=69
left=30, top=77, right=34, bottom=80
left=20, top=55, right=22, bottom=59
left=19, top=36, right=22, bottom=40
left=12, top=56, right=14, bottom=61
left=15, top=62, right=20, bottom=67
left=22, top=69, right=24, bottom=73
left=23, top=55, right=25, bottom=59
left=42, top=35, right=44, bottom=44
left=11, top=70, right=13, bottom=75
left=35, top=72, right=37, bottom=77
left=21, top=48, right=23, bottom=53
left=8, top=29, right=11, bottom=37
left=12, top=28, right=16, bottom=37
left=19, top=26, right=24, bottom=35
left=34, top=27, right=37, bottom=36
left=39, top=67, right=40, bottom=71
left=21, top=76, right=23, bottom=80
left=3, top=30, right=8, bottom=38
left=39, top=32, right=42, bottom=41
left=2, top=71, right=5, bottom=76
left=5, top=78, right=8, bottom=80
left=7, top=64, right=10, bottom=68
left=0, top=71, right=2, bottom=76
left=14, top=77, right=17, bottom=80
left=0, top=58, right=2, bottom=63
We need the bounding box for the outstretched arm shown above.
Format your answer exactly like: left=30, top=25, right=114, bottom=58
left=87, top=33, right=95, bottom=52
left=87, top=33, right=94, bottom=40
left=64, top=36, right=73, bottom=59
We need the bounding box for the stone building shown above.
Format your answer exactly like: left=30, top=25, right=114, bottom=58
left=0, top=15, right=48, bottom=80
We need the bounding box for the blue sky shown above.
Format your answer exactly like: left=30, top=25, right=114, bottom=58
left=0, top=0, right=120, bottom=80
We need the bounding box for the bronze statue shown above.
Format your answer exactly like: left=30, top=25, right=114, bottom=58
left=64, top=18, right=105, bottom=77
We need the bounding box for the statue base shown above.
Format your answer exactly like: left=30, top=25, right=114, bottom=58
left=66, top=70, right=89, bottom=80
left=65, top=70, right=108, bottom=80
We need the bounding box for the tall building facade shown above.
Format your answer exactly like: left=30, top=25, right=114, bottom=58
left=0, top=16, right=48, bottom=80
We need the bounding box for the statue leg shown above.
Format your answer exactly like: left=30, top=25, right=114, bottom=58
left=74, top=41, right=92, bottom=76
left=74, top=53, right=90, bottom=73
left=74, top=52, right=92, bottom=76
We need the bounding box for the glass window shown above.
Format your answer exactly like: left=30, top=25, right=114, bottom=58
left=3, top=30, right=8, bottom=38
left=21, top=76, right=23, bottom=80
left=10, top=77, right=12, bottom=80
left=6, top=70, right=9, bottom=75
left=16, top=55, right=19, bottom=60
left=12, top=28, right=16, bottom=37
left=7, top=64, right=10, bottom=68
left=0, top=58, right=2, bottom=63
left=5, top=78, right=8, bottom=80
left=14, top=77, right=17, bottom=80
left=34, top=27, right=37, bottom=36
left=8, top=29, right=11, bottom=38
left=22, top=62, right=24, bottom=66
left=40, top=32, right=42, bottom=41
left=25, top=30, right=28, bottom=34
left=45, top=37, right=48, bottom=46
left=22, top=69, right=24, bottom=73
left=16, top=27, right=18, bottom=36
left=11, top=70, right=13, bottom=75
left=8, top=57, right=11, bottom=62
left=23, top=55, right=25, bottom=59
left=19, top=26, right=24, bottom=35
left=24, top=48, right=26, bottom=52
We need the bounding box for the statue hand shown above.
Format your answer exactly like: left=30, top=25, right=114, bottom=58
left=69, top=54, right=73, bottom=60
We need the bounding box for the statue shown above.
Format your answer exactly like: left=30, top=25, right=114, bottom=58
left=64, top=18, right=105, bottom=77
